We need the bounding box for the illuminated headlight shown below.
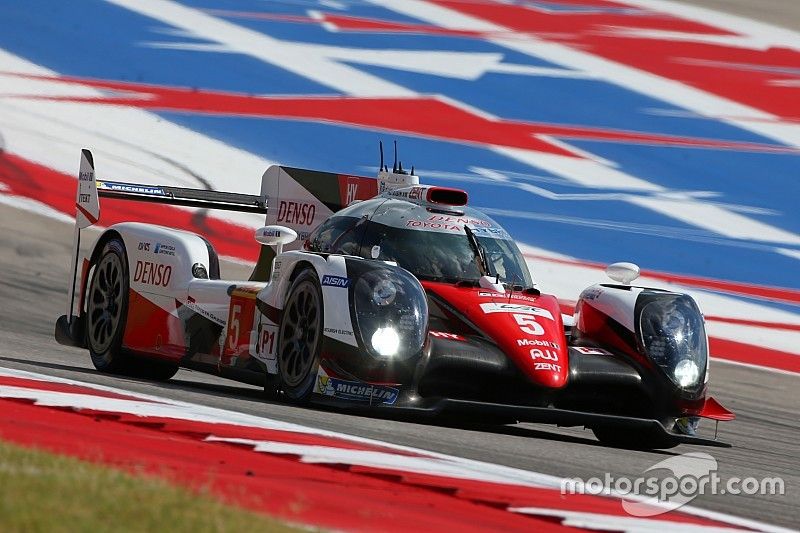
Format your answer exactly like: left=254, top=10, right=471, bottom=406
left=637, top=293, right=707, bottom=391
left=371, top=327, right=400, bottom=356
left=673, top=359, right=700, bottom=388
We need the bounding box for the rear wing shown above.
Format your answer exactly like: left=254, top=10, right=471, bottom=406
left=97, top=180, right=267, bottom=213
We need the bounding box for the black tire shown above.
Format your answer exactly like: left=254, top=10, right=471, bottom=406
left=592, top=425, right=679, bottom=450
left=277, top=269, right=324, bottom=403
left=85, top=238, right=178, bottom=381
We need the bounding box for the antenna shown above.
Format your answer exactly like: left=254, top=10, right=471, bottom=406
left=379, top=141, right=384, bottom=173
left=398, top=161, right=404, bottom=174
left=410, top=165, right=414, bottom=175
left=392, top=140, right=398, bottom=173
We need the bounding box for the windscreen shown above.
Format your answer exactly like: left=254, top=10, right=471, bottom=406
left=363, top=221, right=533, bottom=287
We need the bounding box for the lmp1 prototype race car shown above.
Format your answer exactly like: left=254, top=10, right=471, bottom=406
left=55, top=148, right=734, bottom=449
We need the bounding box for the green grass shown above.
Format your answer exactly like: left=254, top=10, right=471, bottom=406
left=0, top=440, right=302, bottom=533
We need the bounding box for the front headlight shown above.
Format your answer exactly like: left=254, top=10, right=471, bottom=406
left=637, top=293, right=707, bottom=390
left=371, top=327, right=400, bottom=356
left=673, top=359, right=700, bottom=387
left=351, top=263, right=428, bottom=359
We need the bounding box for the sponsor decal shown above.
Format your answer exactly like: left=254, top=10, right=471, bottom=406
left=78, top=171, right=93, bottom=182
left=316, top=375, right=399, bottom=405
left=184, top=299, right=225, bottom=326
left=517, top=338, right=559, bottom=349
left=133, top=260, right=172, bottom=287
left=345, top=180, right=359, bottom=205
left=154, top=242, right=176, bottom=256
left=574, top=346, right=613, bottom=356
left=428, top=215, right=490, bottom=227
left=321, top=275, right=350, bottom=288
left=480, top=302, right=554, bottom=320
left=324, top=327, right=353, bottom=337
left=78, top=193, right=91, bottom=203
left=277, top=200, right=316, bottom=226
left=479, top=291, right=540, bottom=303
left=255, top=320, right=278, bottom=363
left=405, top=219, right=462, bottom=232
left=467, top=226, right=509, bottom=239
left=530, top=348, right=559, bottom=361
left=387, top=190, right=406, bottom=198
left=137, top=242, right=150, bottom=252
left=430, top=331, right=466, bottom=341
left=534, top=362, right=562, bottom=372
left=100, top=181, right=165, bottom=195
left=408, top=186, right=424, bottom=200
left=260, top=228, right=282, bottom=238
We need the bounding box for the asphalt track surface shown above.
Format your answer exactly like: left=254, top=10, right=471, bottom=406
left=1, top=1, right=799, bottom=530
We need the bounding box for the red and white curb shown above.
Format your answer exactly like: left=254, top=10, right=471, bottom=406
left=0, top=367, right=788, bottom=532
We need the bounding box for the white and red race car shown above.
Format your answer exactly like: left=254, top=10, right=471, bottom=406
left=56, top=149, right=734, bottom=449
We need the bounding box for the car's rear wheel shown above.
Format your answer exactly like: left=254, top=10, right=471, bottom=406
left=277, top=269, right=323, bottom=403
left=86, top=238, right=177, bottom=381
left=592, top=425, right=679, bottom=450
left=87, top=239, right=130, bottom=373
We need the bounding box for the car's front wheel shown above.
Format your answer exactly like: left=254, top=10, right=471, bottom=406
left=277, top=269, right=324, bottom=403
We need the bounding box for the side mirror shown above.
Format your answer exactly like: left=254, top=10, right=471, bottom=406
left=254, top=225, right=297, bottom=247
left=606, top=262, right=640, bottom=285
left=255, top=226, right=298, bottom=283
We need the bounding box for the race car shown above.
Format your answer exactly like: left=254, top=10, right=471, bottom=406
left=55, top=148, right=734, bottom=449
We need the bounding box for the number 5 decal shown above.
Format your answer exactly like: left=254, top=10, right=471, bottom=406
left=513, top=313, right=544, bottom=336
left=227, top=304, right=241, bottom=351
